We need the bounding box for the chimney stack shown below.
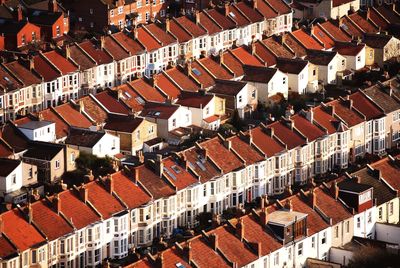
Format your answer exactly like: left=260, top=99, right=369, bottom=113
left=195, top=10, right=200, bottom=24
left=133, top=166, right=140, bottom=183
left=53, top=194, right=61, bottom=214
left=156, top=154, right=164, bottom=177
left=16, top=5, right=23, bottom=21
left=309, top=188, right=316, bottom=209
left=253, top=0, right=258, bottom=9
left=284, top=199, right=293, bottom=211
left=48, top=0, right=57, bottom=12
left=79, top=184, right=88, bottom=203
left=105, top=174, right=114, bottom=193
left=224, top=3, right=230, bottom=17
left=166, top=18, right=170, bottom=32
left=210, top=233, right=218, bottom=251
left=27, top=202, right=33, bottom=224
left=330, top=181, right=339, bottom=200
left=259, top=207, right=268, bottom=226
left=0, top=214, right=4, bottom=235
left=236, top=218, right=245, bottom=241
left=223, top=139, right=232, bottom=150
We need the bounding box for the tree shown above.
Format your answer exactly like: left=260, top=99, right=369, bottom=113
left=347, top=246, right=400, bottom=268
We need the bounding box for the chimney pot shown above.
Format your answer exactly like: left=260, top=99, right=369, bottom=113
left=79, top=184, right=88, bottom=203
left=236, top=218, right=245, bottom=241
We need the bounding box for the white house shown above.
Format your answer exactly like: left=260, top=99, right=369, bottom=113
left=210, top=80, right=257, bottom=118
left=65, top=128, right=120, bottom=158
left=276, top=58, right=310, bottom=94
left=242, top=65, right=289, bottom=105
left=141, top=102, right=192, bottom=141
left=336, top=42, right=366, bottom=71
left=306, top=50, right=346, bottom=85
left=17, top=120, right=56, bottom=142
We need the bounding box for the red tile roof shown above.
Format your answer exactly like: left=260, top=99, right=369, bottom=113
left=144, top=24, right=177, bottom=46
left=292, top=114, right=325, bottom=141
left=228, top=135, right=264, bottom=164
left=208, top=226, right=258, bottom=267
left=33, top=54, right=60, bottom=82
left=54, top=103, right=93, bottom=128
left=0, top=65, right=23, bottom=92
left=154, top=73, right=182, bottom=99
left=292, top=29, right=324, bottom=50
left=199, top=12, right=222, bottom=35
left=103, top=36, right=129, bottom=61
left=2, top=209, right=45, bottom=251
left=312, top=24, right=335, bottom=49
left=235, top=1, right=264, bottom=22
left=56, top=190, right=100, bottom=230
left=349, top=91, right=384, bottom=120
left=175, top=16, right=207, bottom=37
left=268, top=121, right=306, bottom=149
left=332, top=0, right=353, bottom=7
left=165, top=67, right=200, bottom=92
left=159, top=247, right=190, bottom=268
left=283, top=33, right=307, bottom=57
left=170, top=19, right=192, bottom=43
left=0, top=236, right=16, bottom=259
left=85, top=181, right=125, bottom=219
left=79, top=95, right=109, bottom=124
left=162, top=157, right=198, bottom=190
left=188, top=236, right=230, bottom=267
left=43, top=50, right=78, bottom=74
left=128, top=78, right=166, bottom=103
left=314, top=187, right=352, bottom=225
left=137, top=27, right=162, bottom=51
left=250, top=126, right=285, bottom=157
left=267, top=0, right=291, bottom=14
left=371, top=157, right=400, bottom=191
left=339, top=16, right=364, bottom=38
left=111, top=171, right=152, bottom=208
left=312, top=106, right=345, bottom=134
left=335, top=42, right=365, bottom=56
left=94, top=90, right=131, bottom=115
left=190, top=61, right=215, bottom=88
left=375, top=4, right=400, bottom=24
left=348, top=13, right=379, bottom=33
left=205, top=9, right=236, bottom=30
left=31, top=199, right=74, bottom=241
left=79, top=40, right=113, bottom=64
left=368, top=8, right=390, bottom=30
left=221, top=50, right=245, bottom=77
left=290, top=194, right=329, bottom=235
left=113, top=84, right=145, bottom=113
left=254, top=41, right=277, bottom=66
left=111, top=32, right=145, bottom=55
left=176, top=92, right=213, bottom=108
left=200, top=137, right=244, bottom=173
left=328, top=99, right=364, bottom=127
left=134, top=164, right=176, bottom=199
left=3, top=61, right=41, bottom=86
left=39, top=109, right=70, bottom=139
left=262, top=38, right=294, bottom=58
left=320, top=21, right=351, bottom=42
left=227, top=5, right=250, bottom=27
left=231, top=47, right=263, bottom=66
left=256, top=0, right=278, bottom=19
left=179, top=147, right=221, bottom=183
left=231, top=214, right=281, bottom=256
left=198, top=57, right=233, bottom=80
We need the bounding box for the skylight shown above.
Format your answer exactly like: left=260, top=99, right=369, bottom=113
left=192, top=68, right=201, bottom=76
left=135, top=96, right=145, bottom=104
left=171, top=165, right=181, bottom=174
left=163, top=167, right=177, bottom=180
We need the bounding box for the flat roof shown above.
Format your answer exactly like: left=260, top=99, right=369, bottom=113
left=268, top=210, right=307, bottom=226
left=18, top=121, right=54, bottom=130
